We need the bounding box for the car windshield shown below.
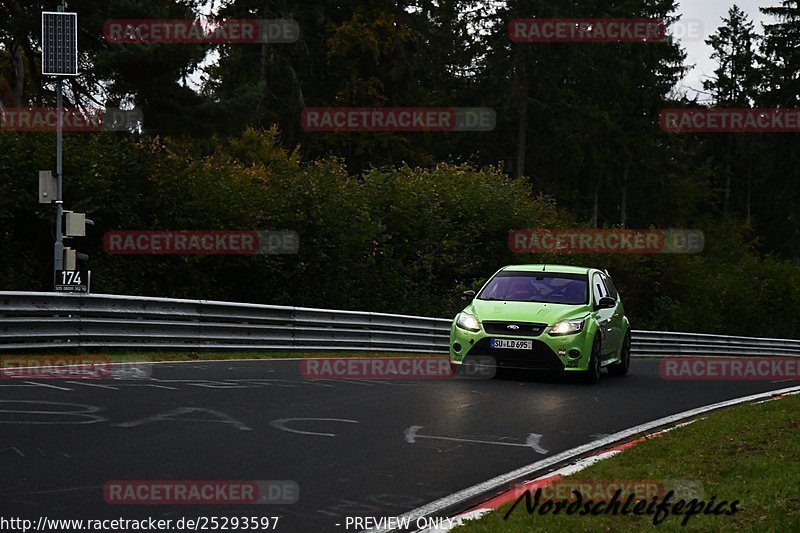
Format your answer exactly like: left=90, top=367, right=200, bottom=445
left=478, top=272, right=588, bottom=305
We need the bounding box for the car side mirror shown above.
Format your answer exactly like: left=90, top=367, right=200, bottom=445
left=596, top=296, right=616, bottom=309
left=461, top=290, right=476, bottom=301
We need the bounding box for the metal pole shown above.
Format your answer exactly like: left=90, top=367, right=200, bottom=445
left=53, top=77, right=64, bottom=284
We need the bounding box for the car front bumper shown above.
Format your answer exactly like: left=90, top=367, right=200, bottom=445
left=449, top=321, right=595, bottom=372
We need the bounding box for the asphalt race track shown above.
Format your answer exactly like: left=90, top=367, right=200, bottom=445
left=2, top=358, right=798, bottom=532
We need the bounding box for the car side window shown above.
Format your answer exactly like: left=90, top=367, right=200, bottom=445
left=601, top=274, right=618, bottom=300
left=592, top=273, right=607, bottom=304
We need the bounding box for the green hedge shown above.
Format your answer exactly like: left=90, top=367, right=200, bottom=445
left=1, top=128, right=797, bottom=338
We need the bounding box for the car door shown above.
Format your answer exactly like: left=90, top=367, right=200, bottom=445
left=591, top=272, right=614, bottom=357
left=600, top=273, right=623, bottom=353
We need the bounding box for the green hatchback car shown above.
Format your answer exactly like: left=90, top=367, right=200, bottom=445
left=450, top=264, right=631, bottom=383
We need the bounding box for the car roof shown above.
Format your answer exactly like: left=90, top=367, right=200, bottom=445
left=501, top=264, right=592, bottom=275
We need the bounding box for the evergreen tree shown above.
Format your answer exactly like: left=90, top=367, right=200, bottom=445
left=703, top=5, right=760, bottom=217
left=754, top=0, right=800, bottom=258
left=704, top=5, right=760, bottom=106
left=759, top=0, right=800, bottom=107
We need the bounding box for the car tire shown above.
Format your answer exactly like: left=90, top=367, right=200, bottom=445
left=608, top=332, right=631, bottom=377
left=582, top=335, right=602, bottom=384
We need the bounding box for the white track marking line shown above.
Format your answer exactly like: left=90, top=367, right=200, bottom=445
left=66, top=381, right=119, bottom=390
left=363, top=384, right=800, bottom=533
left=22, top=381, right=73, bottom=391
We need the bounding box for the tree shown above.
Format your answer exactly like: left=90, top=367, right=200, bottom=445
left=0, top=0, right=214, bottom=136
left=755, top=0, right=800, bottom=258
left=205, top=0, right=484, bottom=171
left=703, top=5, right=760, bottom=216
left=759, top=0, right=800, bottom=107
left=475, top=0, right=689, bottom=229
left=704, top=5, right=760, bottom=107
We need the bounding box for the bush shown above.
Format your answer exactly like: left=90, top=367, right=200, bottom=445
left=1, top=128, right=797, bottom=338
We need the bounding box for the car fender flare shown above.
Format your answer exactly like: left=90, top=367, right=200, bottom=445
left=621, top=317, right=631, bottom=339
left=584, top=316, right=602, bottom=339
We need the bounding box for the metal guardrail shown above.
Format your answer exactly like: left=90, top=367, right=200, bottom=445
left=0, top=292, right=798, bottom=356
left=0, top=292, right=450, bottom=353
left=630, top=330, right=800, bottom=357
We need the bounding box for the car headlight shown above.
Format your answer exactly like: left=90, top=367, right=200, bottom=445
left=549, top=318, right=585, bottom=336
left=456, top=312, right=481, bottom=332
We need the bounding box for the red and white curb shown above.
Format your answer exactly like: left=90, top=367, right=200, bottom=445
left=364, top=385, right=800, bottom=533
left=429, top=421, right=697, bottom=532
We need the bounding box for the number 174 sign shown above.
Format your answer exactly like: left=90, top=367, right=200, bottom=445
left=55, top=270, right=90, bottom=293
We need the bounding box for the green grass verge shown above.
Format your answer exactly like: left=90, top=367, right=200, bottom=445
left=455, top=393, right=800, bottom=532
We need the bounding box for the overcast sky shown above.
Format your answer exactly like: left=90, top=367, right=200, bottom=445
left=677, top=0, right=776, bottom=102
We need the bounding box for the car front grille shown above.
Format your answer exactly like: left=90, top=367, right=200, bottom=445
left=482, top=321, right=547, bottom=337
left=465, top=338, right=564, bottom=371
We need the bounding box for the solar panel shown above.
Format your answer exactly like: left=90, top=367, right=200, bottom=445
left=41, top=11, right=78, bottom=76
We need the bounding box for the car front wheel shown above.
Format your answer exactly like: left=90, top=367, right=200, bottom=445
left=582, top=335, right=602, bottom=384
left=608, top=331, right=631, bottom=376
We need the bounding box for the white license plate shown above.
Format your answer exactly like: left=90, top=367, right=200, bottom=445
left=490, top=338, right=532, bottom=350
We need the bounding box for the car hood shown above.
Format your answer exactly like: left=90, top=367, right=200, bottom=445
left=469, top=299, right=589, bottom=326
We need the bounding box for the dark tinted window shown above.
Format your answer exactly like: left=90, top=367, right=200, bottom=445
left=601, top=274, right=619, bottom=300
left=592, top=273, right=608, bottom=304
left=478, top=272, right=588, bottom=305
